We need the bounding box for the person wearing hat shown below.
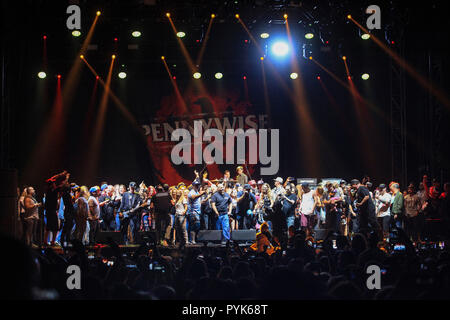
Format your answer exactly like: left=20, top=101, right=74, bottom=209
left=118, top=182, right=142, bottom=244
left=272, top=177, right=285, bottom=202
left=236, top=166, right=248, bottom=186
left=404, top=183, right=422, bottom=242
left=87, top=186, right=101, bottom=245
left=375, top=184, right=392, bottom=239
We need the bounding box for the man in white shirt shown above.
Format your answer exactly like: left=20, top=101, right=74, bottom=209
left=272, top=177, right=285, bottom=203
left=375, top=184, right=391, bottom=239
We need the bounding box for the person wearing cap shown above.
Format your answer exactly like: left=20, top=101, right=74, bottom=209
left=237, top=184, right=257, bottom=229
left=118, top=182, right=142, bottom=244
left=236, top=166, right=248, bottom=186
left=351, top=179, right=381, bottom=237
left=211, top=183, right=233, bottom=242
left=187, top=179, right=205, bottom=244
left=256, top=180, right=264, bottom=197
left=375, top=184, right=392, bottom=239
left=272, top=177, right=285, bottom=203
left=404, top=183, right=422, bottom=242
left=87, top=186, right=101, bottom=245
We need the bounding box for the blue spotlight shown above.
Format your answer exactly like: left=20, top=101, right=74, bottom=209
left=271, top=41, right=289, bottom=57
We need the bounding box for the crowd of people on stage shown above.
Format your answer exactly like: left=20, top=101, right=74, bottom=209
left=5, top=168, right=450, bottom=300
left=16, top=167, right=450, bottom=251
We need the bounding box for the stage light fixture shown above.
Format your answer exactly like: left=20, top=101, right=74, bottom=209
left=342, top=56, right=347, bottom=60
left=243, top=76, right=247, bottom=80
left=43, top=35, right=47, bottom=40
left=305, top=32, right=314, bottom=39
left=96, top=11, right=101, bottom=16
left=80, top=55, right=84, bottom=59
left=161, top=56, right=165, bottom=60
left=271, top=41, right=289, bottom=57
left=290, top=72, right=298, bottom=79
left=215, top=72, right=223, bottom=79
left=72, top=30, right=81, bottom=37
left=283, top=14, right=288, bottom=19
left=361, top=73, right=370, bottom=80
left=118, top=72, right=127, bottom=79
left=260, top=56, right=264, bottom=61
left=260, top=33, right=269, bottom=39
left=132, top=30, right=141, bottom=38
left=317, top=76, right=321, bottom=80
left=347, top=15, right=352, bottom=19
left=211, top=14, right=216, bottom=18
left=235, top=14, right=239, bottom=19
left=361, top=33, right=370, bottom=40
left=96, top=75, right=99, bottom=80
left=166, top=13, right=170, bottom=17
left=112, top=55, right=116, bottom=59
left=37, top=71, right=46, bottom=79
left=57, top=74, right=61, bottom=79
left=177, top=31, right=186, bottom=38
left=193, top=72, right=201, bottom=79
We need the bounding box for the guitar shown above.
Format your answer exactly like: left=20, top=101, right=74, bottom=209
left=119, top=201, right=150, bottom=220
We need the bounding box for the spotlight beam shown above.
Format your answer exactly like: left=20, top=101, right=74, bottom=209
left=342, top=57, right=377, bottom=172
left=161, top=57, right=187, bottom=112
left=285, top=18, right=322, bottom=175
left=348, top=15, right=450, bottom=109
left=84, top=56, right=116, bottom=181
left=80, top=57, right=140, bottom=131
left=166, top=14, right=215, bottom=114
left=236, top=17, right=293, bottom=100
left=195, top=15, right=215, bottom=66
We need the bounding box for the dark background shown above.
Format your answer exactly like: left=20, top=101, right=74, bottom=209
left=1, top=0, right=449, bottom=191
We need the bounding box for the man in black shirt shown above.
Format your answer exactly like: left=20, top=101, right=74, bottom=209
left=351, top=179, right=381, bottom=237
left=99, top=186, right=119, bottom=231
left=152, top=184, right=172, bottom=246
left=118, top=182, right=141, bottom=244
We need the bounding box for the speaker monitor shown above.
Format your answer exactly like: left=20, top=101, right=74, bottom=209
left=135, top=231, right=157, bottom=244
left=313, top=229, right=327, bottom=241
left=197, top=230, right=222, bottom=242
left=96, top=231, right=123, bottom=244
left=231, top=230, right=256, bottom=241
